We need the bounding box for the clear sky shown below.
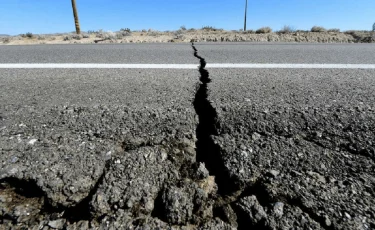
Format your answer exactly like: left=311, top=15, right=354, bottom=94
left=1, top=0, right=374, bottom=35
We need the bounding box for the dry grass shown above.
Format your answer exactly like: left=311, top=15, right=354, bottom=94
left=327, top=28, right=340, bottom=32
left=278, top=25, right=295, bottom=33
left=256, top=27, right=272, bottom=34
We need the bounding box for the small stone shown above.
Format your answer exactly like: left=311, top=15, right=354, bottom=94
left=324, top=215, right=332, bottom=226
left=10, top=156, right=18, bottom=163
left=114, top=159, right=121, bottom=164
left=273, top=202, right=284, bottom=217
left=291, top=170, right=302, bottom=176
left=252, top=132, right=261, bottom=141
left=344, top=212, right=351, bottom=219
left=48, top=219, right=66, bottom=229
left=240, top=151, right=248, bottom=158
left=160, top=149, right=168, bottom=162
left=315, top=131, right=323, bottom=138
left=197, top=163, right=209, bottom=179
left=28, top=139, right=38, bottom=145
left=268, top=170, right=280, bottom=178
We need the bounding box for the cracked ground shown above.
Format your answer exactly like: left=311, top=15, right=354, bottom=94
left=0, top=44, right=374, bottom=230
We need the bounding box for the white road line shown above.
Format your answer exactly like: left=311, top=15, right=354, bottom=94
left=0, top=64, right=199, bottom=69
left=0, top=63, right=375, bottom=69
left=207, top=64, right=375, bottom=69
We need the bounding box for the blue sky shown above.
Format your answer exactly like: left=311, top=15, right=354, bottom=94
left=1, top=0, right=374, bottom=35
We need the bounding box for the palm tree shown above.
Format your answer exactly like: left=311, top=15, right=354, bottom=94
left=244, top=0, right=248, bottom=31
left=71, top=0, right=81, bottom=34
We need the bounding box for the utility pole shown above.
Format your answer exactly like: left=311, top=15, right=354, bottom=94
left=244, top=0, right=248, bottom=31
left=71, top=0, right=81, bottom=34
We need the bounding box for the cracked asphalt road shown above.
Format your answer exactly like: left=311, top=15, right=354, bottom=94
left=0, top=43, right=374, bottom=230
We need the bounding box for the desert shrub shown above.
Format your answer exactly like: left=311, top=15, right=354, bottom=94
left=296, top=30, right=309, bottom=33
left=96, top=31, right=116, bottom=40
left=26, top=32, right=33, bottom=38
left=96, top=31, right=115, bottom=39
left=120, top=31, right=131, bottom=36
left=344, top=30, right=357, bottom=35
left=327, top=28, right=340, bottom=32
left=64, top=34, right=81, bottom=41
left=279, top=25, right=295, bottom=33
left=120, top=28, right=131, bottom=32
left=37, top=35, right=46, bottom=40
left=188, top=28, right=196, bottom=32
left=72, top=34, right=81, bottom=40
left=174, top=29, right=185, bottom=39
left=180, top=25, right=187, bottom=31
left=2, top=37, right=10, bottom=43
left=256, top=27, right=272, bottom=34
left=148, top=30, right=162, bottom=36
left=202, top=26, right=222, bottom=31
left=238, top=29, right=254, bottom=33
left=87, top=30, right=99, bottom=34
left=22, top=32, right=34, bottom=38
left=82, top=34, right=90, bottom=38
left=311, top=26, right=327, bottom=32
left=116, top=32, right=124, bottom=39
left=242, top=29, right=255, bottom=34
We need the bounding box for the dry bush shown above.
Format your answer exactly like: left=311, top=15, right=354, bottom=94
left=344, top=30, right=357, bottom=35
left=328, top=28, right=340, bottom=32
left=242, top=29, right=255, bottom=34
left=256, top=27, right=272, bottom=34
left=64, top=34, right=82, bottom=41
left=311, top=26, right=327, bottom=32
left=278, top=25, right=295, bottom=33
left=120, top=28, right=131, bottom=32
left=2, top=37, right=10, bottom=43
left=202, top=26, right=222, bottom=31
left=174, top=29, right=185, bottom=39
left=148, top=30, right=163, bottom=36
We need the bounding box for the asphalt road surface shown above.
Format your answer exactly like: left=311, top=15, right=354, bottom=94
left=0, top=43, right=374, bottom=230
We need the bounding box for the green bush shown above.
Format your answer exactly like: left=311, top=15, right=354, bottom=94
left=311, top=26, right=327, bottom=32
left=256, top=27, right=272, bottom=34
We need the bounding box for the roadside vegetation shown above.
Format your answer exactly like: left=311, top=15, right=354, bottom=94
left=2, top=25, right=374, bottom=45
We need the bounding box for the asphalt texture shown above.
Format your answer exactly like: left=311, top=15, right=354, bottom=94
left=195, top=43, right=375, bottom=64
left=0, top=43, right=375, bottom=230
left=0, top=44, right=197, bottom=64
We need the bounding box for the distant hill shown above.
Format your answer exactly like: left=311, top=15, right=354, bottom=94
left=0, top=34, right=10, bottom=37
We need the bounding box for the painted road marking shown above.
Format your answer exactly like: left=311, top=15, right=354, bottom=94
left=0, top=63, right=375, bottom=69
